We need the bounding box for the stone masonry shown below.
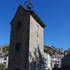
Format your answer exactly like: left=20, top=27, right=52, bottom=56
left=8, top=5, right=45, bottom=70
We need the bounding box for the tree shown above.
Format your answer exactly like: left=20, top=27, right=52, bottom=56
left=0, top=64, right=5, bottom=70
left=2, top=46, right=9, bottom=52
left=51, top=46, right=57, bottom=53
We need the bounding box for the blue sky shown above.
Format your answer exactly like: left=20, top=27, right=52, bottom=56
left=0, top=0, right=70, bottom=50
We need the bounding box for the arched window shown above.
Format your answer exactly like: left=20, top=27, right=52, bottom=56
left=36, top=23, right=39, bottom=30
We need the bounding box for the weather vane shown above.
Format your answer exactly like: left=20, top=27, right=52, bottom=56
left=24, top=0, right=33, bottom=10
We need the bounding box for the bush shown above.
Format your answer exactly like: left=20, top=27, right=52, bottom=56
left=0, top=64, right=6, bottom=70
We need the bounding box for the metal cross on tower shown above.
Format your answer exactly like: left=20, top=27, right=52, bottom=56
left=24, top=0, right=33, bottom=10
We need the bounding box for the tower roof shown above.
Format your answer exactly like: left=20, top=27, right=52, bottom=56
left=10, top=5, right=46, bottom=28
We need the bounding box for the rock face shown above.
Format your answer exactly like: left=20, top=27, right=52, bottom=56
left=8, top=5, right=45, bottom=70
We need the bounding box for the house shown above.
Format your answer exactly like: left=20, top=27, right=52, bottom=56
left=0, top=44, right=9, bottom=55
left=43, top=45, right=52, bottom=70
left=8, top=5, right=45, bottom=70
left=52, top=54, right=64, bottom=69
left=0, top=45, right=9, bottom=68
left=61, top=52, right=70, bottom=70
left=0, top=54, right=8, bottom=68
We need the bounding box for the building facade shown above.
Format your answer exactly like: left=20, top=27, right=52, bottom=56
left=52, top=54, right=64, bottom=68
left=62, top=53, right=70, bottom=70
left=0, top=44, right=9, bottom=55
left=0, top=45, right=9, bottom=68
left=44, top=46, right=52, bottom=70
left=8, top=5, right=45, bottom=70
left=0, top=55, right=8, bottom=68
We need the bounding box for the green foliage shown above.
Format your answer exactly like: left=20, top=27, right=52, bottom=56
left=47, top=48, right=52, bottom=53
left=51, top=46, right=57, bottom=53
left=45, top=45, right=58, bottom=54
left=0, top=64, right=5, bottom=70
left=2, top=46, right=9, bottom=52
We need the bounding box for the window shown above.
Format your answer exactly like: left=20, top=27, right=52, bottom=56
left=36, top=23, right=39, bottom=37
left=4, top=58, right=6, bottom=60
left=16, top=43, right=20, bottom=52
left=15, top=68, right=19, bottom=70
left=37, top=32, right=39, bottom=37
left=36, top=23, right=39, bottom=30
left=58, top=58, right=59, bottom=60
left=17, top=21, right=21, bottom=29
left=4, top=62, right=6, bottom=64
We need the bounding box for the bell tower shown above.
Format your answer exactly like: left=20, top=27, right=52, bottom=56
left=8, top=3, right=45, bottom=70
left=24, top=0, right=33, bottom=10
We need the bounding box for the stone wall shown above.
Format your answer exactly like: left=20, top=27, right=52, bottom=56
left=29, top=15, right=44, bottom=70
left=8, top=6, right=30, bottom=70
left=8, top=5, right=44, bottom=70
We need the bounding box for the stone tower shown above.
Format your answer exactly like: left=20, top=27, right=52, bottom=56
left=8, top=5, right=45, bottom=70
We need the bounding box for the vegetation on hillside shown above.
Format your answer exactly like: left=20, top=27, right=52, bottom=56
left=45, top=45, right=65, bottom=55
left=2, top=46, right=9, bottom=53
left=51, top=46, right=58, bottom=53
left=45, top=45, right=58, bottom=54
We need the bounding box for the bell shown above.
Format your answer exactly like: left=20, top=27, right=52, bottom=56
left=27, top=5, right=31, bottom=9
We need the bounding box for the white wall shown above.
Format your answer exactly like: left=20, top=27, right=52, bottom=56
left=47, top=54, right=52, bottom=70
left=43, top=52, right=52, bottom=70
left=0, top=56, right=8, bottom=68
